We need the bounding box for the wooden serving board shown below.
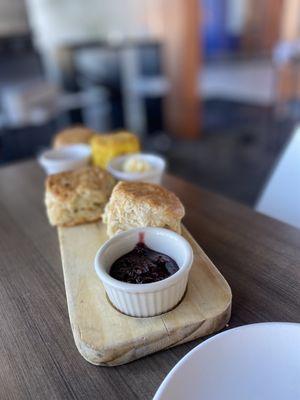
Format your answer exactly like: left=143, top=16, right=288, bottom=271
left=58, top=223, right=232, bottom=366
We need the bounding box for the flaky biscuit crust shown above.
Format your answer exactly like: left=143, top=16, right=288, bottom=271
left=46, top=166, right=114, bottom=202
left=103, top=181, right=185, bottom=237
left=53, top=125, right=95, bottom=148
left=45, top=166, right=115, bottom=227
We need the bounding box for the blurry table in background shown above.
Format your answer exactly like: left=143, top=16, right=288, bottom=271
left=0, top=160, right=300, bottom=399
left=59, top=39, right=168, bottom=135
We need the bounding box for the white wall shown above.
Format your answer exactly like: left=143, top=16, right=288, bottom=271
left=0, top=0, right=29, bottom=36
left=225, top=0, right=247, bottom=35
left=26, top=0, right=156, bottom=50
left=25, top=0, right=163, bottom=81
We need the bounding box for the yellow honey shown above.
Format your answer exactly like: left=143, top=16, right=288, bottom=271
left=91, top=131, right=140, bottom=168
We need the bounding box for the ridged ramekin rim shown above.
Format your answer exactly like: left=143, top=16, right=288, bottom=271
left=94, top=227, right=193, bottom=293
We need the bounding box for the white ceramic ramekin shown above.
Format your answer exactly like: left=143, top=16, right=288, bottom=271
left=94, top=227, right=193, bottom=317
left=38, top=144, right=91, bottom=175
left=107, top=153, right=166, bottom=184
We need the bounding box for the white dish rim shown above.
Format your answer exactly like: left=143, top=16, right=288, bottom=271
left=153, top=321, right=300, bottom=399
left=38, top=144, right=91, bottom=166
left=107, top=153, right=166, bottom=180
left=94, top=227, right=193, bottom=293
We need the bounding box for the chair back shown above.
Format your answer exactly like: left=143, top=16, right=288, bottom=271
left=256, top=126, right=300, bottom=229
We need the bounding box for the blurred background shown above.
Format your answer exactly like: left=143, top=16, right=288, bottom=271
left=1, top=0, right=300, bottom=208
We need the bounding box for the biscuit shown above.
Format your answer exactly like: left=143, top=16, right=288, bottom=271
left=45, top=166, right=115, bottom=227
left=103, top=181, right=185, bottom=237
left=53, top=125, right=95, bottom=148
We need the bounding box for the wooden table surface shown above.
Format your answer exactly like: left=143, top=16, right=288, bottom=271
left=0, top=160, right=300, bottom=400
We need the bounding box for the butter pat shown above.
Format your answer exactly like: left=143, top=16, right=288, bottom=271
left=123, top=156, right=152, bottom=173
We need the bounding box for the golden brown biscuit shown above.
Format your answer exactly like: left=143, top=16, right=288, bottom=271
left=53, top=125, right=95, bottom=148
left=103, top=181, right=185, bottom=237
left=45, top=166, right=115, bottom=227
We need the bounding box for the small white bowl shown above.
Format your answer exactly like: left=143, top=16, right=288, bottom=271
left=94, top=227, right=193, bottom=317
left=107, top=153, right=166, bottom=184
left=38, top=144, right=91, bottom=175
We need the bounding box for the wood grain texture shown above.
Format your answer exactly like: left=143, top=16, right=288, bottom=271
left=0, top=160, right=300, bottom=399
left=58, top=224, right=231, bottom=366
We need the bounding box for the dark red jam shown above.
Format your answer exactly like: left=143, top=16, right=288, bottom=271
left=109, top=242, right=179, bottom=284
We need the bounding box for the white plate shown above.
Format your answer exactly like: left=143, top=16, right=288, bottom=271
left=154, top=323, right=300, bottom=400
